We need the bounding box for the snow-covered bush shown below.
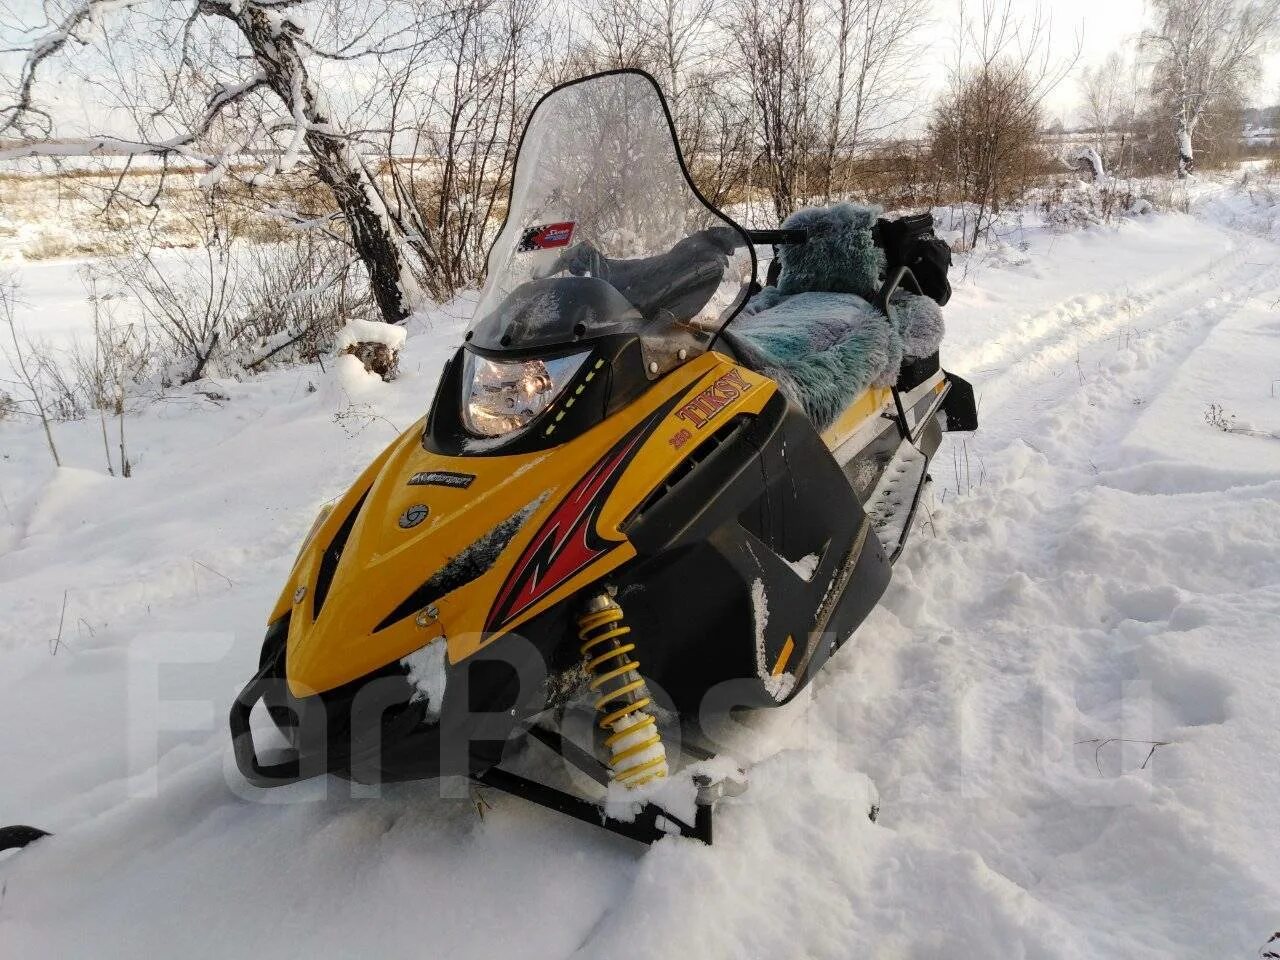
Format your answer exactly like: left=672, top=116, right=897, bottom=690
left=335, top=318, right=406, bottom=382
left=1037, top=181, right=1156, bottom=231
left=1065, top=146, right=1106, bottom=181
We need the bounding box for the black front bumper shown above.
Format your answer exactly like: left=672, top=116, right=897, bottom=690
left=229, top=659, right=444, bottom=787
left=229, top=620, right=563, bottom=788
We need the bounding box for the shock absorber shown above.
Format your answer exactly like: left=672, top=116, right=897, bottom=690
left=576, top=591, right=668, bottom=788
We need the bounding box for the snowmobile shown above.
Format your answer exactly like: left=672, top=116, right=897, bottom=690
left=222, top=68, right=978, bottom=845
left=0, top=70, right=978, bottom=855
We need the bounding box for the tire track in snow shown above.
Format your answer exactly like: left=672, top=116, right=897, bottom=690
left=949, top=225, right=1242, bottom=402
left=959, top=237, right=1252, bottom=446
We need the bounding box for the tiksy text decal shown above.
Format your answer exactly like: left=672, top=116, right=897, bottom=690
left=674, top=368, right=754, bottom=429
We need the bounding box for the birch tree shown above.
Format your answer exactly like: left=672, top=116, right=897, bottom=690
left=1143, top=0, right=1280, bottom=177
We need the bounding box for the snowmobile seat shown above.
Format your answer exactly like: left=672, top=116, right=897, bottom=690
left=726, top=291, right=900, bottom=429
left=725, top=203, right=946, bottom=430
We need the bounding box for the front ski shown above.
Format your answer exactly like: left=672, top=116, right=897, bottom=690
left=0, top=824, right=49, bottom=853
left=471, top=724, right=742, bottom=845
left=472, top=765, right=714, bottom=845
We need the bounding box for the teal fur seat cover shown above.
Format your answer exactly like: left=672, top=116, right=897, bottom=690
left=731, top=203, right=945, bottom=430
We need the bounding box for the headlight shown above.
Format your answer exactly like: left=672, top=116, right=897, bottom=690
left=461, top=350, right=589, bottom=438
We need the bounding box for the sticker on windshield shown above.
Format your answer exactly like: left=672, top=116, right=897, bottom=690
left=517, top=221, right=575, bottom=252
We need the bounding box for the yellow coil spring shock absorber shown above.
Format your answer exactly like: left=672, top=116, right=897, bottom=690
left=576, top=592, right=668, bottom=788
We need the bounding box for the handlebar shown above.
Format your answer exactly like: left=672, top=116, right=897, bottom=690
left=747, top=212, right=936, bottom=260
left=746, top=229, right=808, bottom=246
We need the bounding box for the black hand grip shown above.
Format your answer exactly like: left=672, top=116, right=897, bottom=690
left=872, top=212, right=935, bottom=252
left=746, top=229, right=807, bottom=245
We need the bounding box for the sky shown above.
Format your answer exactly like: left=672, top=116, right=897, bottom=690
left=4, top=0, right=1280, bottom=137
left=925, top=0, right=1280, bottom=122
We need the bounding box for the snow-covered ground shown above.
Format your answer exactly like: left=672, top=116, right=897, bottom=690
left=2, top=185, right=1280, bottom=957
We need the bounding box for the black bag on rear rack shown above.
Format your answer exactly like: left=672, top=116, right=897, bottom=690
left=874, top=213, right=953, bottom=307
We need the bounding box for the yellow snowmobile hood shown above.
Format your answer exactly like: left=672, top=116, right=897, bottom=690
left=270, top=351, right=777, bottom=696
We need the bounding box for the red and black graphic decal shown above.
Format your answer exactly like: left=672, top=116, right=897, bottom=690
left=485, top=405, right=669, bottom=632
left=517, top=221, right=575, bottom=252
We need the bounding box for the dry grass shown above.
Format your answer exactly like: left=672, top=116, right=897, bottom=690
left=0, top=165, right=335, bottom=261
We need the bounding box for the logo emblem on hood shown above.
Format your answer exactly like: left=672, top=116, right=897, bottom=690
left=408, top=470, right=475, bottom=489
left=398, top=504, right=429, bottom=529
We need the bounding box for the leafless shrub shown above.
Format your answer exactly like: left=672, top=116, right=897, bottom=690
left=236, top=234, right=370, bottom=370
left=333, top=401, right=403, bottom=438
left=108, top=254, right=233, bottom=386
left=31, top=343, right=87, bottom=422
left=927, top=62, right=1049, bottom=246
left=924, top=1, right=1078, bottom=247
left=1036, top=181, right=1152, bottom=231
left=385, top=0, right=548, bottom=300
left=1077, top=51, right=1144, bottom=175
left=1142, top=178, right=1193, bottom=213
left=108, top=223, right=372, bottom=382
left=102, top=188, right=241, bottom=385
left=1205, top=400, right=1280, bottom=439
left=0, top=274, right=62, bottom=467
left=67, top=273, right=150, bottom=476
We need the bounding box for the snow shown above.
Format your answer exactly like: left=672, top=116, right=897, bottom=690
left=785, top=551, right=820, bottom=581
left=2, top=180, right=1280, bottom=957
left=753, top=576, right=796, bottom=699
left=334, top=316, right=408, bottom=352
left=401, top=638, right=447, bottom=718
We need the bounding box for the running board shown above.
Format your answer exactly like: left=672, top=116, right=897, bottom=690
left=864, top=440, right=929, bottom=562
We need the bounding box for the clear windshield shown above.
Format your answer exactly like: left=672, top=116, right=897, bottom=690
left=468, top=70, right=753, bottom=375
